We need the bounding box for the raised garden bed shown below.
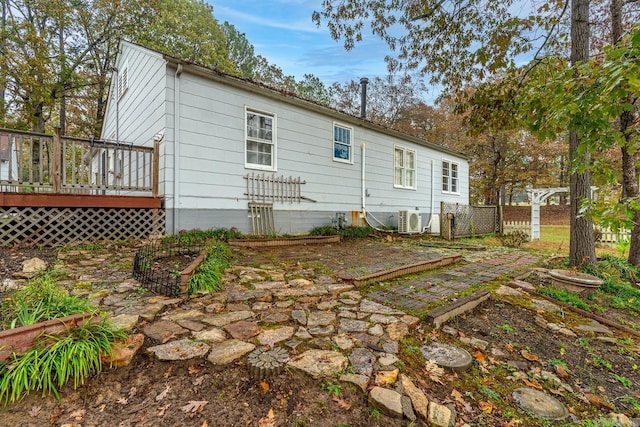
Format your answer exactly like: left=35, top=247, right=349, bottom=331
left=228, top=235, right=340, bottom=247
left=0, top=312, right=98, bottom=362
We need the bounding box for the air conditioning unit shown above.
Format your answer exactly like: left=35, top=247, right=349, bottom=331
left=398, top=210, right=422, bottom=234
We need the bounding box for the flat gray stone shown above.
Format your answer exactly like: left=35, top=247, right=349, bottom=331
left=207, top=339, right=256, bottom=365
left=260, top=309, right=290, bottom=323
left=224, top=320, right=261, bottom=340
left=349, top=347, right=376, bottom=376
left=532, top=299, right=562, bottom=314
left=421, top=343, right=473, bottom=373
left=340, top=373, right=369, bottom=392
left=147, top=339, right=209, bottom=361
left=332, top=334, right=354, bottom=351
left=272, top=287, right=328, bottom=298
left=402, top=395, right=417, bottom=421
left=193, top=327, right=227, bottom=343
left=287, top=350, right=347, bottom=379
left=360, top=299, right=404, bottom=315
left=512, top=387, right=569, bottom=420
left=110, top=313, right=139, bottom=331
left=459, top=336, right=489, bottom=351
left=202, top=310, right=254, bottom=327
left=326, top=284, right=354, bottom=294
left=369, top=313, right=400, bottom=324
left=257, top=326, right=295, bottom=346
left=338, top=310, right=357, bottom=319
left=251, top=302, right=272, bottom=311
left=308, top=325, right=335, bottom=336
left=142, top=320, right=189, bottom=342
left=275, top=300, right=294, bottom=308
left=307, top=311, right=336, bottom=327
left=575, top=320, right=613, bottom=335
left=386, top=322, right=409, bottom=340
left=253, top=281, right=286, bottom=290
left=295, top=327, right=313, bottom=340
left=368, top=324, right=384, bottom=336
left=177, top=319, right=205, bottom=331
left=317, top=300, right=340, bottom=310
left=383, top=341, right=399, bottom=354
left=289, top=278, right=313, bottom=287
left=338, top=319, right=369, bottom=333
left=135, top=303, right=166, bottom=322
left=369, top=387, right=403, bottom=418
left=162, top=308, right=205, bottom=322
left=379, top=353, right=399, bottom=366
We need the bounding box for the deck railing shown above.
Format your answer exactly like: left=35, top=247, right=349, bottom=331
left=0, top=128, right=159, bottom=196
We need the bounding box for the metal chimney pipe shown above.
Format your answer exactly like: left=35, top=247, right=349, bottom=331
left=360, top=77, right=369, bottom=118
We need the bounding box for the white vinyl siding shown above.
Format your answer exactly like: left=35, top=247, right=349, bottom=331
left=394, top=146, right=416, bottom=189
left=245, top=108, right=276, bottom=170
left=442, top=160, right=459, bottom=193
left=333, top=123, right=352, bottom=163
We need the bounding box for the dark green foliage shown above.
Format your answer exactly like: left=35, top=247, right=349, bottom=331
left=581, top=255, right=640, bottom=314
left=188, top=240, right=232, bottom=295
left=310, top=225, right=373, bottom=238
left=0, top=319, right=126, bottom=403
left=310, top=226, right=339, bottom=236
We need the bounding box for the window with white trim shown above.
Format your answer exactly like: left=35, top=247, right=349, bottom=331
left=442, top=160, right=459, bottom=193
left=394, top=146, right=416, bottom=189
left=118, top=62, right=128, bottom=100
left=245, top=108, right=275, bottom=170
left=333, top=123, right=352, bottom=163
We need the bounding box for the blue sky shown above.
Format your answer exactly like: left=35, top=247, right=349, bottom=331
left=209, top=0, right=394, bottom=87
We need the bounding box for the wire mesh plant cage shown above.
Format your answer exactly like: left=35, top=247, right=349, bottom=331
left=132, top=239, right=206, bottom=296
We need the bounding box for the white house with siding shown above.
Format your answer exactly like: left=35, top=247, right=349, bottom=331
left=101, top=41, right=469, bottom=235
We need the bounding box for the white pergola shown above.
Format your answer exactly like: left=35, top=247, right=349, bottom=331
left=527, top=187, right=597, bottom=240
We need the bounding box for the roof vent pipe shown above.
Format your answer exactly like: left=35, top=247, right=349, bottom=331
left=360, top=77, right=369, bottom=118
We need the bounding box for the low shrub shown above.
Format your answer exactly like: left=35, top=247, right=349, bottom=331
left=499, top=230, right=529, bottom=248
left=162, top=227, right=243, bottom=244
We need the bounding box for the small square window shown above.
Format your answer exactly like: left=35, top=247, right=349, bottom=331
left=333, top=124, right=352, bottom=163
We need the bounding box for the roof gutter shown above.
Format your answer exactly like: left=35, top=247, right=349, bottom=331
left=162, top=56, right=468, bottom=161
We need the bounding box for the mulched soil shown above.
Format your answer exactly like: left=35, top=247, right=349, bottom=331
left=0, top=246, right=58, bottom=281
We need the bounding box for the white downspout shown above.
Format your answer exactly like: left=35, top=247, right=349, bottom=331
left=361, top=143, right=366, bottom=213
left=173, top=64, right=183, bottom=234
left=424, top=159, right=435, bottom=231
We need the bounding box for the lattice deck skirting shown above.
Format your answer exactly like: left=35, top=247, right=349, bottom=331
left=0, top=206, right=165, bottom=246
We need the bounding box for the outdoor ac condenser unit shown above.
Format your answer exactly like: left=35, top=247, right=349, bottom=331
left=398, top=210, right=422, bottom=234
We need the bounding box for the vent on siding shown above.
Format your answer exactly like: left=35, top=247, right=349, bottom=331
left=249, top=202, right=275, bottom=236
left=118, top=63, right=128, bottom=99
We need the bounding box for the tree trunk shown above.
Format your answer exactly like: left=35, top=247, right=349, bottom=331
left=0, top=0, right=6, bottom=124
left=611, top=0, right=640, bottom=264
left=568, top=0, right=596, bottom=267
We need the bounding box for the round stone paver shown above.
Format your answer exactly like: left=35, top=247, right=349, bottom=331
left=420, top=343, right=473, bottom=373
left=512, top=387, right=570, bottom=420
left=247, top=346, right=289, bottom=378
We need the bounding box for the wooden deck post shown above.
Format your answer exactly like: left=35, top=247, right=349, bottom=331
left=152, top=140, right=160, bottom=197
left=52, top=127, right=62, bottom=193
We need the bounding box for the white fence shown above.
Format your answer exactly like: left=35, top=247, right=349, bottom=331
left=598, top=228, right=631, bottom=244
left=503, top=220, right=530, bottom=236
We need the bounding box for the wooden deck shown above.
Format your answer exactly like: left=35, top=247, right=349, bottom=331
left=0, top=193, right=162, bottom=208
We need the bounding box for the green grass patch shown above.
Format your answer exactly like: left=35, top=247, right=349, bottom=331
left=1, top=274, right=95, bottom=329
left=536, top=287, right=590, bottom=310
left=187, top=240, right=231, bottom=295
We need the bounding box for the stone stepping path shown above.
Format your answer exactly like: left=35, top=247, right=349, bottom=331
left=367, top=250, right=540, bottom=312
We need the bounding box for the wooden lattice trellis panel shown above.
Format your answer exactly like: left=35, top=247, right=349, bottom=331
left=0, top=206, right=165, bottom=246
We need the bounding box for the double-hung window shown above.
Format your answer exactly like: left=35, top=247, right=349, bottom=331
left=333, top=123, right=352, bottom=163
left=442, top=160, right=459, bottom=193
left=246, top=108, right=275, bottom=170
left=394, top=146, right=416, bottom=189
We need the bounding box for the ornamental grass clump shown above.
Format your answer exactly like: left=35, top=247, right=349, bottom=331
left=1, top=274, right=94, bottom=329
left=188, top=240, right=231, bottom=295
left=0, top=319, right=126, bottom=403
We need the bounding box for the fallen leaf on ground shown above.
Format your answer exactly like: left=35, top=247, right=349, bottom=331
left=181, top=400, right=208, bottom=413
left=116, top=397, right=129, bottom=405
left=424, top=359, right=445, bottom=384
left=128, top=386, right=137, bottom=397
left=188, top=365, right=201, bottom=375
left=503, top=418, right=521, bottom=427
left=201, top=421, right=209, bottom=427
left=522, top=379, right=543, bottom=390
left=157, top=403, right=171, bottom=417
left=554, top=364, right=570, bottom=379
left=258, top=408, right=276, bottom=427
left=69, top=408, right=86, bottom=420
left=472, top=349, right=487, bottom=364
left=332, top=395, right=352, bottom=410
left=521, top=349, right=539, bottom=362
left=260, top=381, right=270, bottom=392
left=49, top=406, right=63, bottom=423
left=29, top=406, right=41, bottom=417
left=584, top=392, right=615, bottom=411
left=193, top=376, right=205, bottom=386
left=451, top=389, right=473, bottom=413
left=156, top=385, right=170, bottom=401
left=98, top=404, right=106, bottom=412
left=164, top=367, right=173, bottom=378
left=505, top=343, right=514, bottom=352
left=479, top=400, right=495, bottom=414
